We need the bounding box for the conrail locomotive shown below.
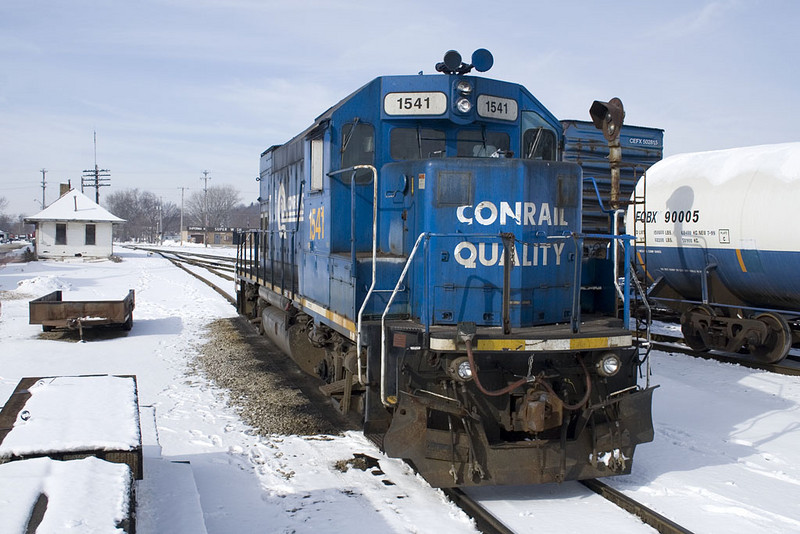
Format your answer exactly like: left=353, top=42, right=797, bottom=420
left=236, top=50, right=658, bottom=487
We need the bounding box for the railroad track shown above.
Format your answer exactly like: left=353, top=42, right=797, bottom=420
left=443, top=488, right=515, bottom=534
left=647, top=331, right=800, bottom=376
left=450, top=480, right=694, bottom=534
left=579, top=479, right=693, bottom=534
left=130, top=246, right=236, bottom=276
left=127, top=245, right=237, bottom=305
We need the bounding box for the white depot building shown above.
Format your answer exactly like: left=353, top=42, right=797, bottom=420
left=25, top=188, right=125, bottom=259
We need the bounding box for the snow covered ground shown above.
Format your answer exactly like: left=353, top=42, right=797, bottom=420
left=1, top=245, right=799, bottom=533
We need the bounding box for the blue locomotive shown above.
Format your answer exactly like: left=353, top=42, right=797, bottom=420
left=236, top=50, right=659, bottom=487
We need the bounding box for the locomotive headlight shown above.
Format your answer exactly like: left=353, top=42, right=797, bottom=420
left=448, top=356, right=473, bottom=382
left=596, top=352, right=621, bottom=377
left=456, top=97, right=472, bottom=113
left=456, top=80, right=473, bottom=95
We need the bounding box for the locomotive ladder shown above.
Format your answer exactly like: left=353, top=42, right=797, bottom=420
left=629, top=167, right=652, bottom=381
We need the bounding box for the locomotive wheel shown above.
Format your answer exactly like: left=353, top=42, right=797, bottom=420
left=680, top=305, right=714, bottom=352
left=750, top=312, right=792, bottom=363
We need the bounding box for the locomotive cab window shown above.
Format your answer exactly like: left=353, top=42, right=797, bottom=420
left=521, top=111, right=557, bottom=161
left=523, top=127, right=557, bottom=161
left=341, top=121, right=374, bottom=183
left=310, top=138, right=324, bottom=191
left=390, top=127, right=446, bottom=160
left=457, top=129, right=510, bottom=157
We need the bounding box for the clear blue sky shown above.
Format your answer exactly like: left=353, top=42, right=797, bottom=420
left=1, top=0, right=797, bottom=216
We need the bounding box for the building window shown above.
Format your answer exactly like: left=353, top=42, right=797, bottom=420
left=85, top=224, right=96, bottom=245
left=55, top=223, right=67, bottom=245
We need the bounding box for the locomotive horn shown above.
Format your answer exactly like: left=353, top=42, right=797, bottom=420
left=436, top=50, right=463, bottom=74
left=471, top=48, right=494, bottom=72
left=435, top=49, right=493, bottom=74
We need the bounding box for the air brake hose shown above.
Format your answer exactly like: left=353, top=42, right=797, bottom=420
left=464, top=338, right=592, bottom=410
left=465, top=338, right=526, bottom=397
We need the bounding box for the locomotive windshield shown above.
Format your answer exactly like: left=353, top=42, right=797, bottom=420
left=390, top=127, right=445, bottom=160
left=457, top=129, right=510, bottom=157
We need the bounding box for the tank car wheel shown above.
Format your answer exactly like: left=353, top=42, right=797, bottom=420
left=750, top=312, right=792, bottom=363
left=681, top=305, right=714, bottom=352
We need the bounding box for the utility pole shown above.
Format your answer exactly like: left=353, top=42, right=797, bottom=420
left=82, top=131, right=111, bottom=204
left=158, top=197, right=164, bottom=245
left=39, top=169, right=47, bottom=209
left=201, top=170, right=211, bottom=247
left=178, top=187, right=189, bottom=246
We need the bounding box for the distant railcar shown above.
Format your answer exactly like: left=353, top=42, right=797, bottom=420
left=237, top=50, right=658, bottom=487
left=629, top=142, right=800, bottom=363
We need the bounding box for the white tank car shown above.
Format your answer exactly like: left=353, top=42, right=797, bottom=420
left=628, top=142, right=800, bottom=362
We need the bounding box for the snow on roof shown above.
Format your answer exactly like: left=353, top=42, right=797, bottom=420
left=24, top=189, right=125, bottom=223
left=0, top=375, right=141, bottom=457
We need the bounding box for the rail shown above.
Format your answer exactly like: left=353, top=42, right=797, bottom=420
left=447, top=480, right=694, bottom=534
left=131, top=246, right=237, bottom=306
left=580, top=479, right=694, bottom=534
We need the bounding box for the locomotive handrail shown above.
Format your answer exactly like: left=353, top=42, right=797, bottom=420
left=379, top=231, right=574, bottom=407
left=629, top=261, right=652, bottom=388
left=585, top=175, right=650, bottom=338
left=329, top=164, right=378, bottom=386
left=612, top=209, right=628, bottom=304
left=381, top=231, right=429, bottom=406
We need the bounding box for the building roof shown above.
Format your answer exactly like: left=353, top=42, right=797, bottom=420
left=24, top=189, right=125, bottom=223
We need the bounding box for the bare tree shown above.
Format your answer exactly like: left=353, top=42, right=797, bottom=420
left=0, top=198, right=33, bottom=236
left=105, top=189, right=171, bottom=242
left=161, top=202, right=180, bottom=235
left=186, top=184, right=242, bottom=229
